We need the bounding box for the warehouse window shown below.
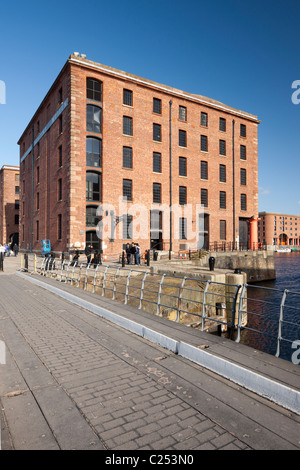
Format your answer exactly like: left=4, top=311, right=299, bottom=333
left=240, top=145, right=246, bottom=160
left=201, top=112, right=208, bottom=127
left=179, top=129, right=187, bottom=147
left=179, top=106, right=187, bottom=121
left=123, top=146, right=133, bottom=169
left=201, top=135, right=208, bottom=152
left=153, top=183, right=161, bottom=203
left=86, top=171, right=101, bottom=202
left=87, top=105, right=102, bottom=133
left=123, top=89, right=133, bottom=106
left=153, top=152, right=162, bottom=173
left=179, top=157, right=187, bottom=176
left=123, top=215, right=133, bottom=239
left=153, top=123, right=161, bottom=142
left=220, top=191, right=226, bottom=209
left=123, top=116, right=133, bottom=136
left=153, top=98, right=162, bottom=114
left=201, top=188, right=208, bottom=207
left=86, top=206, right=100, bottom=227
left=240, top=168, right=246, bottom=186
left=123, top=179, right=132, bottom=201
left=179, top=186, right=187, bottom=205
left=219, top=139, right=226, bottom=156
left=219, top=118, right=226, bottom=132
left=179, top=217, right=187, bottom=240
left=87, top=78, right=102, bottom=102
left=241, top=194, right=247, bottom=211
left=86, top=137, right=102, bottom=167
left=240, top=124, right=246, bottom=137
left=220, top=220, right=226, bottom=240
left=201, top=161, right=208, bottom=180
left=58, top=214, right=62, bottom=240
left=219, top=164, right=226, bottom=183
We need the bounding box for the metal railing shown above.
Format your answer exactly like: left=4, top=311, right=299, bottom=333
left=20, top=254, right=300, bottom=362
left=236, top=284, right=300, bottom=360
left=38, top=256, right=242, bottom=337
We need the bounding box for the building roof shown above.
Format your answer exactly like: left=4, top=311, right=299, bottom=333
left=18, top=52, right=260, bottom=144
left=259, top=211, right=300, bottom=218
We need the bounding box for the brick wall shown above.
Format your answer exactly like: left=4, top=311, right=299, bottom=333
left=0, top=166, right=20, bottom=246
left=18, top=55, right=259, bottom=256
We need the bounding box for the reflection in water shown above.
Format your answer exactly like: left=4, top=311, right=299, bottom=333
left=233, top=253, right=300, bottom=362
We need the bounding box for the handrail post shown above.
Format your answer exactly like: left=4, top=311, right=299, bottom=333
left=102, top=266, right=109, bottom=296
left=59, top=260, right=65, bottom=282
left=235, top=283, right=247, bottom=343
left=125, top=269, right=132, bottom=304
left=92, top=265, right=99, bottom=293
left=176, top=276, right=187, bottom=323
left=229, top=285, right=241, bottom=340
left=84, top=264, right=90, bottom=290
left=276, top=289, right=288, bottom=358
left=156, top=274, right=165, bottom=315
left=139, top=271, right=148, bottom=309
left=201, top=280, right=211, bottom=331
left=113, top=267, right=121, bottom=300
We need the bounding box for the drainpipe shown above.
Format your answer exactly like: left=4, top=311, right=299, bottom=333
left=232, top=119, right=235, bottom=250
left=169, top=100, right=172, bottom=260
left=31, top=125, right=34, bottom=253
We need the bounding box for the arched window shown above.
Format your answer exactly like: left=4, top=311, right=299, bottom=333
left=86, top=137, right=102, bottom=168
left=87, top=78, right=102, bottom=102
left=86, top=205, right=100, bottom=227
left=86, top=171, right=101, bottom=202
left=87, top=105, right=102, bottom=133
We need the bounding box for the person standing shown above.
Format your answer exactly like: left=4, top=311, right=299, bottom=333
left=13, top=244, right=19, bottom=257
left=125, top=243, right=131, bottom=264
left=135, top=243, right=141, bottom=265
left=85, top=244, right=92, bottom=264
left=130, top=243, right=136, bottom=265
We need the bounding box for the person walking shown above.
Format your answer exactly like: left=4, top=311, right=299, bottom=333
left=13, top=244, right=19, bottom=257
left=85, top=244, right=92, bottom=265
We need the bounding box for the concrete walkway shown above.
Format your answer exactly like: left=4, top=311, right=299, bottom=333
left=0, top=256, right=300, bottom=450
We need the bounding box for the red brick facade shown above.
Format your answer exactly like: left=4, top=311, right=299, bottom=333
left=18, top=54, right=259, bottom=256
left=258, top=212, right=300, bottom=246
left=0, top=165, right=20, bottom=246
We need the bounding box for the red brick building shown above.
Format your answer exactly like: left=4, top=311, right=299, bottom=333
left=0, top=165, right=20, bottom=247
left=18, top=53, right=259, bottom=256
left=258, top=212, right=300, bottom=247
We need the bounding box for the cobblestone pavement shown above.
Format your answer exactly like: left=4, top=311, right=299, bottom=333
left=0, top=260, right=299, bottom=451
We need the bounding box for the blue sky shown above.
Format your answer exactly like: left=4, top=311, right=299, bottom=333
left=0, top=0, right=299, bottom=214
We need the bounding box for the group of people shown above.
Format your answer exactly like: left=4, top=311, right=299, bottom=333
left=125, top=242, right=141, bottom=265
left=0, top=243, right=19, bottom=257
left=84, top=244, right=101, bottom=265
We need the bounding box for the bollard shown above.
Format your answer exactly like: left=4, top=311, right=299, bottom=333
left=0, top=253, right=3, bottom=272
left=147, top=250, right=150, bottom=266
left=24, top=253, right=28, bottom=272
left=122, top=251, right=125, bottom=267
left=209, top=256, right=215, bottom=271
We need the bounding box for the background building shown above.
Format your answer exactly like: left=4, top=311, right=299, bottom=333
left=0, top=165, right=20, bottom=247
left=258, top=212, right=300, bottom=247
left=18, top=53, right=259, bottom=256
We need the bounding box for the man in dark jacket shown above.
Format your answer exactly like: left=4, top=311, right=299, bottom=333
left=85, top=244, right=92, bottom=264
